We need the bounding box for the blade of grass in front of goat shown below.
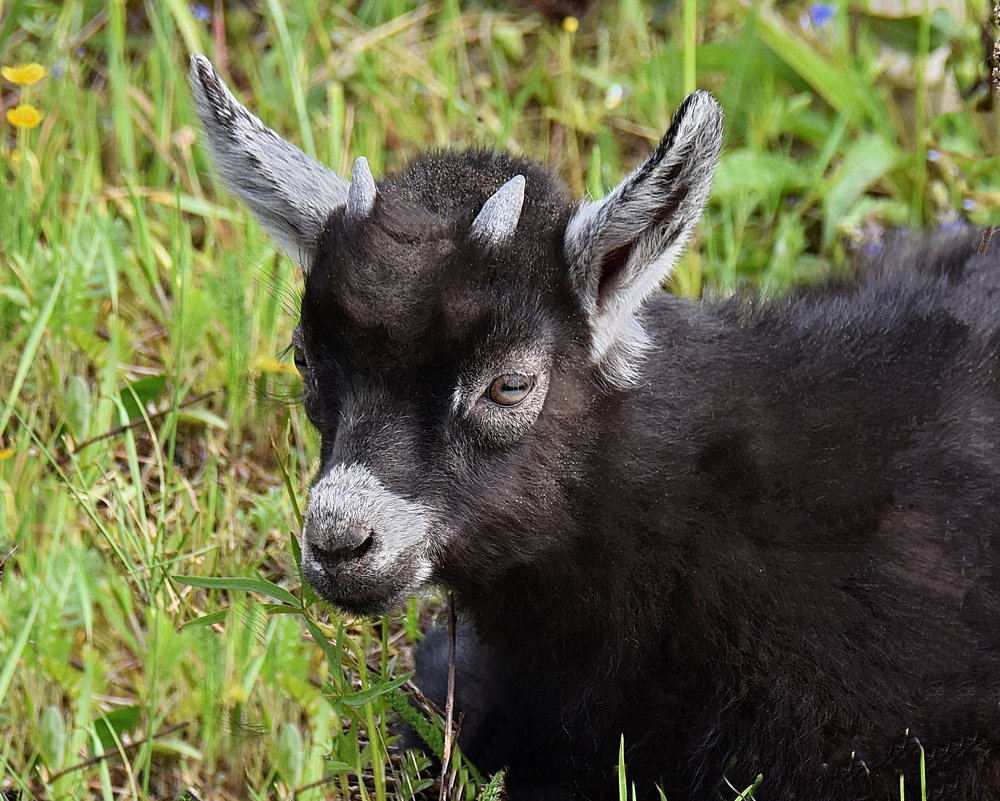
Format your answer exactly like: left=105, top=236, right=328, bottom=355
left=440, top=592, right=458, bottom=801
left=340, top=672, right=414, bottom=707
left=273, top=429, right=305, bottom=528
left=618, top=735, right=627, bottom=800
left=172, top=574, right=300, bottom=607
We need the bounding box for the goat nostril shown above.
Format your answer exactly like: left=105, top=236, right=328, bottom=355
left=338, top=530, right=374, bottom=560
left=312, top=530, right=375, bottom=576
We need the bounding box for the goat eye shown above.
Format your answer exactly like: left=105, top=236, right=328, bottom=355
left=293, top=346, right=309, bottom=377
left=487, top=374, right=535, bottom=406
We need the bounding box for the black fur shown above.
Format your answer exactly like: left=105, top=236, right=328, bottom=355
left=307, top=159, right=1000, bottom=798
left=189, top=61, right=1000, bottom=800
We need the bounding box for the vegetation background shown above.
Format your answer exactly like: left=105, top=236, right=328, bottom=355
left=0, top=0, right=997, bottom=798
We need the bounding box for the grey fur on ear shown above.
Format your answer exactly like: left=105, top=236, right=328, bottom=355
left=564, top=90, right=723, bottom=388
left=470, top=175, right=526, bottom=246
left=346, top=157, right=377, bottom=219
left=188, top=54, right=348, bottom=267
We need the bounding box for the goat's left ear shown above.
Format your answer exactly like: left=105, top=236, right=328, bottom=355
left=564, top=91, right=723, bottom=388
left=189, top=55, right=349, bottom=268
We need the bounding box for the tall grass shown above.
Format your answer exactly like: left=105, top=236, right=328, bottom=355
left=0, top=1, right=996, bottom=798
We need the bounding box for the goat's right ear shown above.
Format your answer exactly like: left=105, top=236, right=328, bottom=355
left=564, top=91, right=723, bottom=388
left=189, top=55, right=348, bottom=267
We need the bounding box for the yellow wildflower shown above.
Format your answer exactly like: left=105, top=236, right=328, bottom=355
left=0, top=449, right=13, bottom=460
left=1, top=63, right=47, bottom=85
left=224, top=683, right=247, bottom=705
left=255, top=356, right=299, bottom=376
left=562, top=16, right=580, bottom=33
left=7, top=104, right=42, bottom=129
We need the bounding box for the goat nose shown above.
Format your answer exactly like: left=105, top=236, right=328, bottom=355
left=308, top=523, right=375, bottom=577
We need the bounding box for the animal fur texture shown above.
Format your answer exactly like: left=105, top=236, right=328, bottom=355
left=190, top=55, right=1000, bottom=800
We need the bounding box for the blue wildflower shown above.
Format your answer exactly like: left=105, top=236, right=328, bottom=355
left=810, top=3, right=834, bottom=28
left=862, top=241, right=885, bottom=260
left=190, top=3, right=211, bottom=22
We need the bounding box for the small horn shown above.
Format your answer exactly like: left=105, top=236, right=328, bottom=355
left=471, top=175, right=526, bottom=246
left=346, top=156, right=377, bottom=218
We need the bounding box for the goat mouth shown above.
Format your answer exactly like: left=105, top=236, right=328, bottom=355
left=323, top=580, right=418, bottom=618
left=328, top=589, right=408, bottom=618
left=302, top=555, right=426, bottom=618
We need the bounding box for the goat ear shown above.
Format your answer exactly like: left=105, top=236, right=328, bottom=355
left=564, top=91, right=723, bottom=387
left=189, top=55, right=348, bottom=267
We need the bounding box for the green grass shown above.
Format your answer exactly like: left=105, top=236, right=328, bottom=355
left=0, top=1, right=996, bottom=798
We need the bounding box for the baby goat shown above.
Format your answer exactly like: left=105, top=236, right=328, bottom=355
left=190, top=55, right=1000, bottom=800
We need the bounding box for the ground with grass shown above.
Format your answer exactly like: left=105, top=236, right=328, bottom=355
left=0, top=1, right=997, bottom=799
